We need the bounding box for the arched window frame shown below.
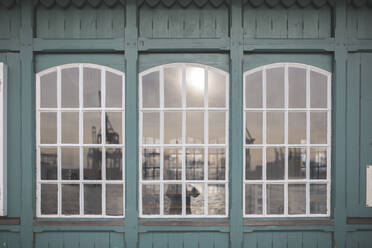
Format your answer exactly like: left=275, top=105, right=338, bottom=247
left=0, top=63, right=7, bottom=216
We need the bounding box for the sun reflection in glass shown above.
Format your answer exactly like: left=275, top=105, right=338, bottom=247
left=187, top=67, right=205, bottom=92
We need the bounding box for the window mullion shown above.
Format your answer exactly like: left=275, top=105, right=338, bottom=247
left=57, top=66, right=62, bottom=217
left=159, top=67, right=164, bottom=216
left=181, top=64, right=186, bottom=217
left=79, top=64, right=84, bottom=216
left=262, top=68, right=267, bottom=216
left=306, top=66, right=311, bottom=216
left=284, top=64, right=289, bottom=217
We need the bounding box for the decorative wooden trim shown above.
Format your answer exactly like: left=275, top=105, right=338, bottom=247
left=33, top=220, right=125, bottom=226
left=244, top=219, right=333, bottom=226
left=347, top=218, right=372, bottom=225
left=0, top=217, right=20, bottom=225
left=139, top=220, right=229, bottom=226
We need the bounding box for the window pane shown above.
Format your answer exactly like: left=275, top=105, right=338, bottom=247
left=61, top=148, right=79, bottom=180
left=310, top=112, right=327, bottom=144
left=142, top=184, right=160, bottom=215
left=142, top=112, right=160, bottom=144
left=83, top=147, right=102, bottom=180
left=106, top=148, right=123, bottom=180
left=186, top=112, right=204, bottom=144
left=84, top=184, right=102, bottom=215
left=288, top=112, right=306, bottom=144
left=310, top=71, right=327, bottom=108
left=245, top=148, right=262, bottom=180
left=310, top=184, right=327, bottom=214
left=208, top=184, right=226, bottom=215
left=142, top=71, right=160, bottom=108
left=164, top=112, right=182, bottom=144
left=267, top=112, right=284, bottom=144
left=61, top=68, right=79, bottom=108
left=208, top=148, right=226, bottom=180
left=41, top=184, right=58, bottom=215
left=245, top=71, right=262, bottom=108
left=83, top=112, right=101, bottom=144
left=245, top=112, right=262, bottom=144
left=267, top=184, right=284, bottom=214
left=40, top=112, right=57, bottom=144
left=310, top=148, right=327, bottom=179
left=83, top=68, right=101, bottom=108
left=186, top=183, right=204, bottom=215
left=288, top=184, right=306, bottom=215
left=164, top=67, right=182, bottom=108
left=61, top=112, right=79, bottom=144
left=245, top=184, right=262, bottom=215
left=186, top=148, right=204, bottom=180
left=106, top=184, right=123, bottom=216
left=164, top=149, right=182, bottom=180
left=288, top=67, right=306, bottom=108
left=266, top=147, right=285, bottom=180
left=209, top=111, right=225, bottom=144
left=288, top=148, right=306, bottom=179
left=142, top=148, right=160, bottom=180
left=62, top=184, right=79, bottom=215
left=40, top=72, right=57, bottom=108
left=186, top=67, right=205, bottom=107
left=164, top=184, right=182, bottom=215
left=208, top=70, right=226, bottom=108
left=105, top=112, right=122, bottom=144
left=40, top=148, right=57, bottom=180
left=106, top=71, right=122, bottom=108
left=266, top=67, right=284, bottom=108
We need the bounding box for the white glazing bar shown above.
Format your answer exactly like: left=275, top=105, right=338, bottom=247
left=181, top=64, right=186, bottom=217
left=204, top=67, right=209, bottom=215
left=159, top=67, right=164, bottom=216
left=262, top=68, right=267, bottom=216
left=79, top=64, right=84, bottom=216
left=284, top=64, right=289, bottom=216
left=306, top=66, right=311, bottom=216
left=101, top=69, right=106, bottom=216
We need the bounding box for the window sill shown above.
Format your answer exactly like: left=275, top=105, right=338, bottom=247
left=139, top=219, right=229, bottom=226
left=33, top=219, right=124, bottom=226
left=0, top=217, right=20, bottom=225
left=244, top=219, right=333, bottom=226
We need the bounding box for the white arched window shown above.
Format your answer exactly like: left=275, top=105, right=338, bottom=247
left=139, top=63, right=229, bottom=217
left=244, top=63, right=331, bottom=217
left=36, top=64, right=125, bottom=217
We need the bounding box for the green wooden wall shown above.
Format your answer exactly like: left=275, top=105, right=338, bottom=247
left=0, top=0, right=372, bottom=247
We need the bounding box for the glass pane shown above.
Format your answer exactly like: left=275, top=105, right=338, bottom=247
left=310, top=184, right=327, bottom=214
left=245, top=71, right=262, bottom=108
left=267, top=112, right=284, bottom=144
left=186, top=112, right=204, bottom=144
left=106, top=184, right=123, bottom=216
left=310, top=148, right=327, bottom=179
left=245, top=184, right=262, bottom=215
left=209, top=111, right=225, bottom=144
left=288, top=112, right=306, bottom=144
left=186, top=148, right=204, bottom=180
left=83, top=68, right=101, bottom=108
left=83, top=112, right=101, bottom=144
left=142, top=71, right=160, bottom=108
left=310, top=71, right=327, bottom=108
left=245, top=148, right=262, bottom=180
left=164, top=67, right=182, bottom=108
left=208, top=148, right=226, bottom=180
left=164, top=112, right=182, bottom=144
left=40, top=148, right=57, bottom=180
left=267, top=184, right=284, bottom=214
left=62, top=184, right=79, bottom=215
left=84, top=184, right=102, bottom=215
left=61, top=148, right=79, bottom=180
left=83, top=147, right=102, bottom=180
left=106, top=71, right=122, bottom=108
left=186, top=183, right=204, bottom=215
left=266, top=147, right=285, bottom=180
left=142, top=184, right=160, bottom=215
left=266, top=67, right=284, bottom=108
left=142, top=148, right=160, bottom=180
left=61, top=112, right=79, bottom=144
left=40, top=112, right=57, bottom=144
left=310, top=112, right=327, bottom=144
left=40, top=71, right=57, bottom=108
left=41, top=184, right=58, bottom=215
left=208, top=184, right=226, bottom=215
left=164, top=184, right=182, bottom=215
left=164, top=149, right=182, bottom=180
left=61, top=68, right=79, bottom=108
left=106, top=148, right=123, bottom=180
left=288, top=67, right=306, bottom=108
left=245, top=112, right=262, bottom=144
left=288, top=184, right=306, bottom=215
left=208, top=70, right=226, bottom=108
left=186, top=67, right=205, bottom=107
left=288, top=148, right=306, bottom=179
left=105, top=112, right=122, bottom=144
left=142, top=112, right=160, bottom=144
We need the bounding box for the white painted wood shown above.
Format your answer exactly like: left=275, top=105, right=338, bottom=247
left=0, top=63, right=7, bottom=216
left=366, top=165, right=372, bottom=207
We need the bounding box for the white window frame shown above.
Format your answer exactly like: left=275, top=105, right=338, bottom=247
left=0, top=63, right=7, bottom=216
left=243, top=63, right=331, bottom=218
left=36, top=63, right=125, bottom=218
left=139, top=63, right=229, bottom=218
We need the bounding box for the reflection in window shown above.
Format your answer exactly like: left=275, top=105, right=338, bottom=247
left=37, top=64, right=125, bottom=217
left=140, top=64, right=229, bottom=217
left=244, top=63, right=331, bottom=217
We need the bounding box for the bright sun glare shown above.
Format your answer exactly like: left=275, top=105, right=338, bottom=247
left=188, top=67, right=205, bottom=92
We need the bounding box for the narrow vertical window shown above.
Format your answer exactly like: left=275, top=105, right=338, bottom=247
left=244, top=63, right=331, bottom=217
left=139, top=63, right=229, bottom=217
left=0, top=63, right=7, bottom=216
left=36, top=64, right=125, bottom=217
